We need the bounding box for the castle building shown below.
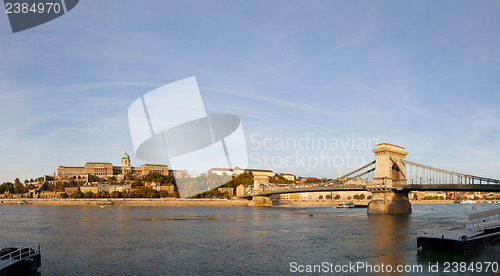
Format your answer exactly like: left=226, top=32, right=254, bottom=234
left=57, top=153, right=169, bottom=177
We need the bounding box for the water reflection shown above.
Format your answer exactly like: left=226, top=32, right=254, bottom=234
left=368, top=214, right=411, bottom=273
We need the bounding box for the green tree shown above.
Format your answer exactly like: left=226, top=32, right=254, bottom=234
left=221, top=171, right=254, bottom=189
left=319, top=195, right=323, bottom=199
left=133, top=177, right=143, bottom=187
left=269, top=173, right=294, bottom=185
left=98, top=191, right=110, bottom=198
left=13, top=183, right=24, bottom=194
left=111, top=191, right=122, bottom=198
left=88, top=175, right=100, bottom=183
left=334, top=195, right=341, bottom=200
left=71, top=190, right=84, bottom=198
left=159, top=190, right=168, bottom=198
left=60, top=192, right=69, bottom=198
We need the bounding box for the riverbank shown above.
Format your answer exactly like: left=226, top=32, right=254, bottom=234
left=0, top=198, right=487, bottom=207
left=0, top=198, right=251, bottom=206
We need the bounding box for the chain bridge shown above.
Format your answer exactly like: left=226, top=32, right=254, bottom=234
left=241, top=143, right=500, bottom=214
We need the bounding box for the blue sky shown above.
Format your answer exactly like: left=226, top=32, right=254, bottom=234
left=0, top=0, right=499, bottom=183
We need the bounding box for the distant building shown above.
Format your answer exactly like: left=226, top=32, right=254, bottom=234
left=78, top=183, right=132, bottom=194
left=57, top=153, right=169, bottom=178
left=218, top=187, right=234, bottom=196
left=245, top=169, right=274, bottom=178
left=207, top=167, right=248, bottom=176
left=280, top=173, right=295, bottom=181
left=233, top=166, right=245, bottom=176
left=64, top=187, right=79, bottom=194
left=145, top=182, right=175, bottom=194
left=208, top=168, right=235, bottom=176
left=236, top=184, right=252, bottom=197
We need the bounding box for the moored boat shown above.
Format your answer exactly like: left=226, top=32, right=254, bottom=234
left=460, top=200, right=477, bottom=204
left=0, top=245, right=41, bottom=274
left=417, top=207, right=500, bottom=251
left=337, top=202, right=354, bottom=208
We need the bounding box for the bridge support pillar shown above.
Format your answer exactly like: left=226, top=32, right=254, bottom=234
left=368, top=191, right=411, bottom=214
left=249, top=196, right=273, bottom=207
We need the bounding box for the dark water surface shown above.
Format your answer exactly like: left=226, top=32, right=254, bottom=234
left=1, top=203, right=500, bottom=275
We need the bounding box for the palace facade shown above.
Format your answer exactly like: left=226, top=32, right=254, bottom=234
left=57, top=153, right=169, bottom=177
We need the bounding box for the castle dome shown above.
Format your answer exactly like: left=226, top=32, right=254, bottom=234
left=122, top=152, right=130, bottom=160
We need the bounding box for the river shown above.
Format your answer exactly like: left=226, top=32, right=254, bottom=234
left=1, top=203, right=499, bottom=275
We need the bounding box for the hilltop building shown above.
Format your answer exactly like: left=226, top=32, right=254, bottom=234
left=57, top=153, right=169, bottom=178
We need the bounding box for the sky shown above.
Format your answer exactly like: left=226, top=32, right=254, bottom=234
left=0, top=0, right=499, bottom=183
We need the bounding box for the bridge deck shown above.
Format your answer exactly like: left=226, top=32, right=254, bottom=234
left=242, top=184, right=500, bottom=198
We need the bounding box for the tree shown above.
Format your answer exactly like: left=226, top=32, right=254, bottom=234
left=98, top=191, right=110, bottom=198
left=133, top=177, right=143, bottom=187
left=71, top=190, right=84, bottom=198
left=269, top=173, right=294, bottom=185
left=125, top=172, right=134, bottom=180
left=60, top=192, right=69, bottom=198
left=88, top=175, right=100, bottom=183
left=334, top=195, right=341, bottom=200
left=326, top=195, right=332, bottom=199
left=318, top=195, right=323, bottom=199
left=84, top=191, right=95, bottom=198
left=13, top=183, right=24, bottom=194
left=111, top=191, right=122, bottom=198
left=221, top=171, right=253, bottom=189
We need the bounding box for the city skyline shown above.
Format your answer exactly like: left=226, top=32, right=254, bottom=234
left=1, top=1, right=499, bottom=183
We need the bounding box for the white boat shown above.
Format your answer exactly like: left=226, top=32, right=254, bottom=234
left=418, top=207, right=500, bottom=251
left=337, top=202, right=354, bottom=208
left=460, top=200, right=477, bottom=204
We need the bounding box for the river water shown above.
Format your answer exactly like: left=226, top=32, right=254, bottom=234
left=1, top=203, right=500, bottom=275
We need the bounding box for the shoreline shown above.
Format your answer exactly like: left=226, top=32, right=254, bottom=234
left=0, top=198, right=493, bottom=207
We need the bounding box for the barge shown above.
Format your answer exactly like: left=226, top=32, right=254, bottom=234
left=417, top=207, right=500, bottom=251
left=0, top=245, right=41, bottom=274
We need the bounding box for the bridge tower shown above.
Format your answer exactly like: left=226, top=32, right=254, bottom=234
left=249, top=175, right=273, bottom=206
left=368, top=143, right=412, bottom=214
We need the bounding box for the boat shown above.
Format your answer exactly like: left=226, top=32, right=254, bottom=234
left=0, top=245, right=41, bottom=274
left=417, top=207, right=500, bottom=251
left=337, top=202, right=368, bottom=208
left=0, top=205, right=41, bottom=274
left=337, top=202, right=354, bottom=208
left=460, top=200, right=477, bottom=204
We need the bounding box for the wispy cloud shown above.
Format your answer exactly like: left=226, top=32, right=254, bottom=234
left=202, top=86, right=340, bottom=118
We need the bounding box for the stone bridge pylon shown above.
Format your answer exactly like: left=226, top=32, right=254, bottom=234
left=249, top=175, right=273, bottom=207
left=368, top=143, right=411, bottom=214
